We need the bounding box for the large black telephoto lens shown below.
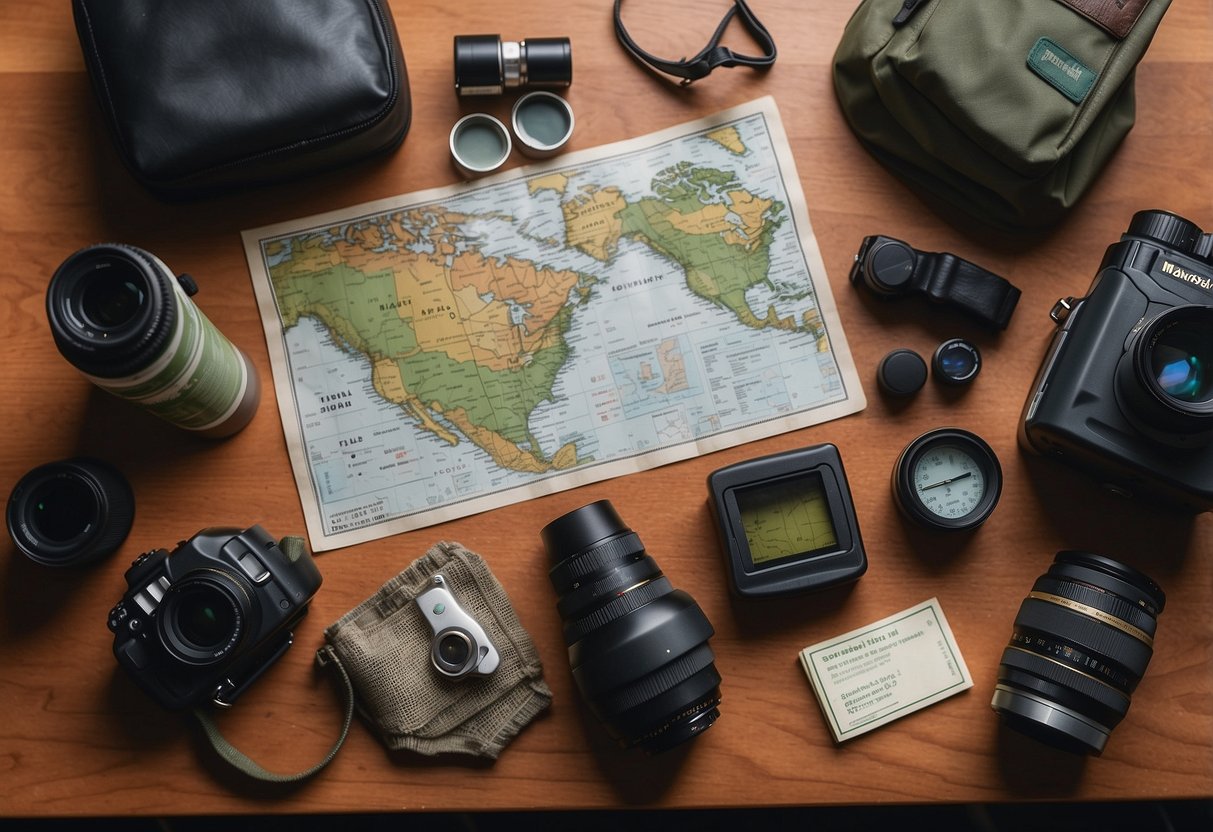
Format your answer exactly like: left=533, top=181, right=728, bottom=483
left=991, top=551, right=1165, bottom=755
left=542, top=500, right=721, bottom=753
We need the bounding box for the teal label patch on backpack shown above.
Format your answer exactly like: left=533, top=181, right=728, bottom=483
left=1027, top=38, right=1097, bottom=103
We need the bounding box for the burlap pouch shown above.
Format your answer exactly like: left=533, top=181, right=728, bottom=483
left=317, top=542, right=551, bottom=760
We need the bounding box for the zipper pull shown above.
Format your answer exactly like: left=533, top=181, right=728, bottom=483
left=892, top=0, right=928, bottom=26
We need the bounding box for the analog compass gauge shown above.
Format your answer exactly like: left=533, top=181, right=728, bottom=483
left=893, top=428, right=1003, bottom=531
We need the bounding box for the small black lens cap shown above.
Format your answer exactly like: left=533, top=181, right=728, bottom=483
left=877, top=349, right=928, bottom=396
left=868, top=240, right=916, bottom=292
left=932, top=338, right=982, bottom=385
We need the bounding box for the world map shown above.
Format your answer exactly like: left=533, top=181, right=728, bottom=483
left=244, top=98, right=864, bottom=550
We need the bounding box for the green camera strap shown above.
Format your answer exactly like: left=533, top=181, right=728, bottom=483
left=190, top=643, right=356, bottom=783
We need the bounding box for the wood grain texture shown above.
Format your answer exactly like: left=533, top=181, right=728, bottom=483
left=0, top=0, right=1210, bottom=816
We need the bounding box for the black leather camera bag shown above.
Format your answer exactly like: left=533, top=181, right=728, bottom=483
left=72, top=0, right=411, bottom=198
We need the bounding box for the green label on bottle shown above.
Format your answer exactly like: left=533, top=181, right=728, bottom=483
left=88, top=279, right=249, bottom=431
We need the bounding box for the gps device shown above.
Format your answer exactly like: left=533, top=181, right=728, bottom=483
left=707, top=444, right=867, bottom=598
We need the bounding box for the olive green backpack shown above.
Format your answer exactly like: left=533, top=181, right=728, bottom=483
left=833, top=0, right=1172, bottom=232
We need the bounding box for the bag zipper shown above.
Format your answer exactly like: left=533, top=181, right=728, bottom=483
left=892, top=0, right=928, bottom=26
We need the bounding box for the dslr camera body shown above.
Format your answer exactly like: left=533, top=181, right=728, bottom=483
left=1021, top=210, right=1213, bottom=510
left=108, top=525, right=322, bottom=709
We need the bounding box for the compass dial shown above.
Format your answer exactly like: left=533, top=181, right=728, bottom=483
left=893, top=429, right=1003, bottom=532
left=912, top=444, right=986, bottom=519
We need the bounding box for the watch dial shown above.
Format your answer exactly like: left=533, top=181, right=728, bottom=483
left=912, top=444, right=986, bottom=519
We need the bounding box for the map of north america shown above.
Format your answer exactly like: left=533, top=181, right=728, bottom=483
left=249, top=104, right=860, bottom=546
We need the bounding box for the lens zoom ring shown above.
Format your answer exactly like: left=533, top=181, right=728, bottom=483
left=549, top=532, right=645, bottom=590
left=1034, top=577, right=1157, bottom=636
left=597, top=644, right=717, bottom=716
left=563, top=577, right=671, bottom=645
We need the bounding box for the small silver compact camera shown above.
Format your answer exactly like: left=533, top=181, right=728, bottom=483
left=415, top=573, right=500, bottom=678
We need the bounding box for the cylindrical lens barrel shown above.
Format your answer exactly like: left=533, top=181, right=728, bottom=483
left=6, top=457, right=135, bottom=567
left=991, top=551, right=1165, bottom=755
left=47, top=244, right=260, bottom=437
left=522, top=38, right=573, bottom=88
left=454, top=34, right=572, bottom=96
left=542, top=500, right=721, bottom=753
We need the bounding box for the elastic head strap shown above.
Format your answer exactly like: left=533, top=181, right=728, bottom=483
left=613, top=0, right=777, bottom=85
left=191, top=644, right=355, bottom=783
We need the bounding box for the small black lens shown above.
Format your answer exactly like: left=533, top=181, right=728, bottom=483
left=28, top=477, right=93, bottom=542
left=80, top=265, right=146, bottom=330
left=542, top=500, right=721, bottom=754
left=437, top=632, right=471, bottom=667
left=933, top=338, right=981, bottom=385
left=6, top=458, right=135, bottom=567
left=991, top=551, right=1164, bottom=755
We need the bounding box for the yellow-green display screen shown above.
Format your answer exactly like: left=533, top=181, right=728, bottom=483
left=735, top=475, right=838, bottom=565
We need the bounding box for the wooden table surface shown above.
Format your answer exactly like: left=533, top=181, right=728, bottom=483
left=2, top=0, right=1211, bottom=817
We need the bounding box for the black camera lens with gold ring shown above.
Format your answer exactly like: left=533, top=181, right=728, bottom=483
left=892, top=428, right=1002, bottom=531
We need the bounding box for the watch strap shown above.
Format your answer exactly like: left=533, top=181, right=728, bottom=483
left=916, top=253, right=1022, bottom=330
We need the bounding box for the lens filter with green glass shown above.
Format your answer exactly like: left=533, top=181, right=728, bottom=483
left=46, top=244, right=260, bottom=437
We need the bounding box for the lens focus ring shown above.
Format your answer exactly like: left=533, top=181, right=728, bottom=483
left=562, top=576, right=672, bottom=645
left=548, top=531, right=646, bottom=592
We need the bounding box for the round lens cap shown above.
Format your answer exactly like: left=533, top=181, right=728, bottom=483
left=877, top=349, right=928, bottom=396
left=868, top=240, right=916, bottom=292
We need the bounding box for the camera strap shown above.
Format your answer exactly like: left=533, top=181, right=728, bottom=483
left=190, top=643, right=356, bottom=783
left=613, top=0, right=777, bottom=84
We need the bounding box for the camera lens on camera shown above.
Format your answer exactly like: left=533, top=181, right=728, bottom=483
left=1116, top=306, right=1213, bottom=442
left=1150, top=318, right=1211, bottom=403
left=176, top=585, right=239, bottom=650
left=159, top=575, right=247, bottom=666
left=991, top=551, right=1165, bottom=755
left=541, top=500, right=721, bottom=754
left=435, top=631, right=473, bottom=671
left=6, top=458, right=135, bottom=567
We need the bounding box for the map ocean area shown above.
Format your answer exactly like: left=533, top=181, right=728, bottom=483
left=243, top=97, right=864, bottom=550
